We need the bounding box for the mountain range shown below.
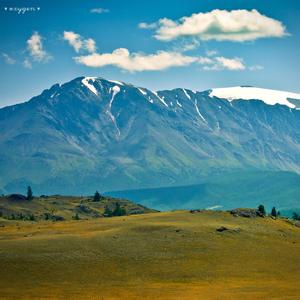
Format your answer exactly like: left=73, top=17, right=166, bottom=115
left=0, top=76, right=300, bottom=210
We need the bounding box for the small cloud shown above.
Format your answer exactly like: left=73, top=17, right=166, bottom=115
left=215, top=57, right=245, bottom=70
left=171, top=39, right=200, bottom=53
left=2, top=53, right=16, bottom=65
left=90, top=8, right=109, bottom=14
left=63, top=31, right=96, bottom=53
left=142, top=9, right=288, bottom=42
left=27, top=32, right=51, bottom=62
left=249, top=65, right=264, bottom=71
left=206, top=50, right=218, bottom=57
left=199, top=56, right=246, bottom=71
left=74, top=48, right=197, bottom=72
left=138, top=22, right=157, bottom=29
left=180, top=39, right=200, bottom=52
left=23, top=58, right=32, bottom=69
left=198, top=57, right=214, bottom=65
left=85, top=38, right=96, bottom=53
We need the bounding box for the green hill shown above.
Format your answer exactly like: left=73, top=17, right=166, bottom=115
left=0, top=194, right=155, bottom=221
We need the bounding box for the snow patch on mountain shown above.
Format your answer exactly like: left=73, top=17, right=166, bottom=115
left=176, top=100, right=182, bottom=108
left=107, top=86, right=121, bottom=136
left=209, top=86, right=300, bottom=109
left=182, top=88, right=191, bottom=100
left=194, top=100, right=207, bottom=123
left=108, top=80, right=124, bottom=86
left=138, top=88, right=147, bottom=96
left=152, top=91, right=168, bottom=107
left=82, top=77, right=98, bottom=95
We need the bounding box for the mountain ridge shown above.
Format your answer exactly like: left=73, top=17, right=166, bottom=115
left=3, top=76, right=300, bottom=110
left=0, top=76, right=300, bottom=197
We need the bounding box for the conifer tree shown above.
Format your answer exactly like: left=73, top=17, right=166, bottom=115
left=27, top=186, right=33, bottom=201
left=271, top=207, right=277, bottom=217
left=258, top=204, right=266, bottom=216
left=93, top=191, right=101, bottom=202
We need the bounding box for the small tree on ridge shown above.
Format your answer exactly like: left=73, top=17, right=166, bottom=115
left=271, top=207, right=277, bottom=217
left=27, top=186, right=33, bottom=201
left=258, top=204, right=266, bottom=216
left=93, top=191, right=101, bottom=202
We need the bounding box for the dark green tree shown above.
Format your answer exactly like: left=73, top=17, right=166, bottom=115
left=93, top=191, right=101, bottom=202
left=73, top=213, right=80, bottom=220
left=104, top=206, right=113, bottom=217
left=277, top=211, right=281, bottom=217
left=258, top=204, right=266, bottom=216
left=27, top=186, right=33, bottom=200
left=112, top=202, right=126, bottom=216
left=292, top=212, right=300, bottom=220
left=271, top=207, right=277, bottom=217
left=29, top=214, right=35, bottom=221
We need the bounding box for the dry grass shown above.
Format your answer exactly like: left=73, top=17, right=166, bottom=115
left=0, top=210, right=299, bottom=299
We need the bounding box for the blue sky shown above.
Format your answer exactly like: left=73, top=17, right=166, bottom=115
left=0, top=0, right=300, bottom=107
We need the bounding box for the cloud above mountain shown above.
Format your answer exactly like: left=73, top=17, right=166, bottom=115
left=27, top=32, right=51, bottom=62
left=74, top=47, right=246, bottom=72
left=198, top=56, right=246, bottom=71
left=74, top=48, right=197, bottom=71
left=140, top=9, right=288, bottom=42
left=63, top=31, right=96, bottom=53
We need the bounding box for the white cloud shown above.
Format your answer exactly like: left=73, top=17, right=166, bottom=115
left=249, top=65, right=264, bottom=71
left=23, top=58, right=32, bottom=69
left=74, top=48, right=197, bottom=72
left=178, top=39, right=200, bottom=52
left=199, top=56, right=245, bottom=71
left=206, top=50, right=218, bottom=57
left=65, top=30, right=248, bottom=72
left=85, top=38, right=96, bottom=53
left=138, top=22, right=157, bottom=29
left=27, top=32, right=51, bottom=62
left=214, top=57, right=245, bottom=70
left=142, top=9, right=288, bottom=42
left=2, top=53, right=16, bottom=65
left=74, top=46, right=246, bottom=72
left=90, top=8, right=109, bottom=14
left=63, top=31, right=96, bottom=53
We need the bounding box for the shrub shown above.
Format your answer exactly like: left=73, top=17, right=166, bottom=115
left=292, top=212, right=300, bottom=221
left=73, top=213, right=80, bottom=220
left=28, top=214, right=35, bottom=221
left=112, top=202, right=126, bottom=217
left=104, top=206, right=113, bottom=217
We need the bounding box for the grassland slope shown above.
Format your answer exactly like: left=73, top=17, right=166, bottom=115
left=0, top=210, right=299, bottom=299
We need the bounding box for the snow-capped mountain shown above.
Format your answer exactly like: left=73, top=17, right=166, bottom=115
left=209, top=86, right=300, bottom=109
left=0, top=76, right=299, bottom=194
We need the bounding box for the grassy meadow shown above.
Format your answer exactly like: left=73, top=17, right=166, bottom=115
left=0, top=210, right=299, bottom=299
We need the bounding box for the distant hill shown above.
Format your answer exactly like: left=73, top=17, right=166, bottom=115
left=0, top=194, right=155, bottom=221
left=108, top=170, right=300, bottom=212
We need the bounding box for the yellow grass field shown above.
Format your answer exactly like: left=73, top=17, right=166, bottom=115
left=0, top=211, right=299, bottom=299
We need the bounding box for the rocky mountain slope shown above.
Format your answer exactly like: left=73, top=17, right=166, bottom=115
left=0, top=76, right=300, bottom=194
